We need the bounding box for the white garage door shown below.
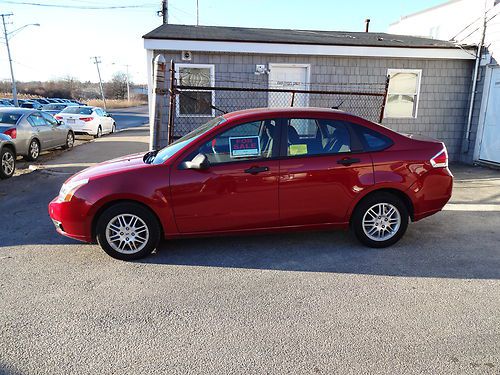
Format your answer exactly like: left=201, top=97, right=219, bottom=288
left=268, top=64, right=309, bottom=108
left=479, top=67, right=500, bottom=164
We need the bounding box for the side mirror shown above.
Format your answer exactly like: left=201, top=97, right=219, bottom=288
left=180, top=153, right=209, bottom=170
left=57, top=120, right=63, bottom=126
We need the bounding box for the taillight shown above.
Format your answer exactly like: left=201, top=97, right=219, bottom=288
left=3, top=128, right=16, bottom=139
left=55, top=115, right=63, bottom=120
left=79, top=117, right=93, bottom=122
left=430, top=146, right=448, bottom=168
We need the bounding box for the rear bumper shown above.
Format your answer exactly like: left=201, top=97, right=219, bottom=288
left=408, top=167, right=453, bottom=221
left=48, top=197, right=93, bottom=243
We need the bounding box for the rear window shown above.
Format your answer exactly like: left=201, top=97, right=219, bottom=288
left=0, top=112, right=22, bottom=125
left=61, top=107, right=92, bottom=115
left=354, top=125, right=393, bottom=151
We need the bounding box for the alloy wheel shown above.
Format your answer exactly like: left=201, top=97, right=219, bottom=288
left=67, top=132, right=74, bottom=148
left=105, top=214, right=150, bottom=254
left=1, top=151, right=14, bottom=176
left=30, top=141, right=39, bottom=159
left=362, top=203, right=401, bottom=241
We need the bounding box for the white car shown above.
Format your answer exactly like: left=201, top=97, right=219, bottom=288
left=55, top=106, right=115, bottom=138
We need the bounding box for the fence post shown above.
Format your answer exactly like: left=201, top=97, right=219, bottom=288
left=290, top=91, right=295, bottom=107
left=167, top=59, right=176, bottom=144
left=151, top=54, right=166, bottom=150
left=379, top=75, right=390, bottom=123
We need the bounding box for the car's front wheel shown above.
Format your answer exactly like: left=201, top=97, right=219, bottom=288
left=352, top=192, right=409, bottom=248
left=96, top=202, right=161, bottom=260
left=62, top=131, right=74, bottom=149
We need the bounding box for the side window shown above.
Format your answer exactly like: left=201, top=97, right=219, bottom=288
left=95, top=109, right=104, bottom=116
left=195, top=119, right=278, bottom=164
left=353, top=125, right=393, bottom=152
left=41, top=112, right=57, bottom=126
left=27, top=113, right=48, bottom=127
left=286, top=118, right=351, bottom=156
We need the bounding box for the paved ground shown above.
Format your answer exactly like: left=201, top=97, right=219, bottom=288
left=109, top=105, right=148, bottom=130
left=0, top=132, right=499, bottom=374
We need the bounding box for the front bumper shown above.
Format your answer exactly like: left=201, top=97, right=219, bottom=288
left=48, top=197, right=93, bottom=243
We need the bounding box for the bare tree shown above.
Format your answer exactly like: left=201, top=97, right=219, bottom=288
left=105, top=71, right=129, bottom=99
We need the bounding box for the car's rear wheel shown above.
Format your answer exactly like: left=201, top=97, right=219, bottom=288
left=0, top=147, right=15, bottom=179
left=25, top=139, right=40, bottom=161
left=94, top=126, right=102, bottom=139
left=352, top=192, right=409, bottom=248
left=111, top=123, right=116, bottom=133
left=96, top=202, right=161, bottom=260
left=62, top=131, right=74, bottom=149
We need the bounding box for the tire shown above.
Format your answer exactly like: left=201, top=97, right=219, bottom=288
left=96, top=202, right=161, bottom=261
left=62, top=131, right=74, bottom=150
left=94, top=126, right=102, bottom=138
left=111, top=123, right=116, bottom=133
left=0, top=147, right=15, bottom=179
left=351, top=192, right=409, bottom=248
left=25, top=139, right=40, bottom=161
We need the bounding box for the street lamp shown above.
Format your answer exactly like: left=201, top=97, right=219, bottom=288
left=112, top=62, right=131, bottom=102
left=0, top=14, right=40, bottom=107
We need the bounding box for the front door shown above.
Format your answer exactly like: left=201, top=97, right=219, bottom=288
left=479, top=67, right=500, bottom=164
left=170, top=119, right=280, bottom=233
left=269, top=64, right=309, bottom=108
left=279, top=117, right=374, bottom=227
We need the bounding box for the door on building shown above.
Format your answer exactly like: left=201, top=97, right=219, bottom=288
left=268, top=64, right=310, bottom=108
left=479, top=67, right=500, bottom=164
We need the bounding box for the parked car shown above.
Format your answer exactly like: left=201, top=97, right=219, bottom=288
left=42, top=103, right=77, bottom=116
left=55, top=106, right=115, bottom=137
left=0, top=108, right=75, bottom=161
left=32, top=98, right=51, bottom=105
left=48, top=107, right=453, bottom=261
left=20, top=101, right=44, bottom=110
left=0, top=99, right=14, bottom=107
left=0, top=133, right=16, bottom=179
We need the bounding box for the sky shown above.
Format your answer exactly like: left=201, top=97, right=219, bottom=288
left=0, top=0, right=448, bottom=84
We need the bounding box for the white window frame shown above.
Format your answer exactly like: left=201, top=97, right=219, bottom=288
left=384, top=68, right=422, bottom=119
left=175, top=63, right=215, bottom=118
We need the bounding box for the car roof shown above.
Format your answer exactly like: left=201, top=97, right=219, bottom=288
left=222, top=107, right=347, bottom=121
left=0, top=107, right=37, bottom=115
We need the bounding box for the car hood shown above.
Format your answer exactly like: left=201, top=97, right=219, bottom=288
left=70, top=152, right=150, bottom=182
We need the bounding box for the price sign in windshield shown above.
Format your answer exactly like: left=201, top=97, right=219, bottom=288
left=229, top=136, right=261, bottom=158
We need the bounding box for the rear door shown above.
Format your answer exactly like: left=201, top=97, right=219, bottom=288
left=170, top=119, right=281, bottom=233
left=27, top=112, right=54, bottom=149
left=278, top=117, right=374, bottom=226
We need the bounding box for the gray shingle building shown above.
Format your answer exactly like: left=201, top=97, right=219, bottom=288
left=143, top=24, right=476, bottom=162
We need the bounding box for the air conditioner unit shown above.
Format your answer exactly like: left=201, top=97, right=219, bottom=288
left=181, top=51, right=192, bottom=61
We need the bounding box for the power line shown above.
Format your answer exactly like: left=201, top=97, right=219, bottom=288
left=2, top=1, right=157, bottom=9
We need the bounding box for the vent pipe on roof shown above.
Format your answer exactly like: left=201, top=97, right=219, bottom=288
left=365, top=19, right=370, bottom=32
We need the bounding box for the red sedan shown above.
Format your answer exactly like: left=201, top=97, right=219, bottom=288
left=49, top=108, right=452, bottom=260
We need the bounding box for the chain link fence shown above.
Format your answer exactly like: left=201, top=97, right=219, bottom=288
left=165, top=61, right=389, bottom=142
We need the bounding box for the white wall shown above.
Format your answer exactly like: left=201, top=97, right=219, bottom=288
left=389, top=0, right=500, bottom=61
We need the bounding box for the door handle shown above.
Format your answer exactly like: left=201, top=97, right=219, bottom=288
left=337, top=157, right=360, bottom=166
left=244, top=166, right=269, bottom=174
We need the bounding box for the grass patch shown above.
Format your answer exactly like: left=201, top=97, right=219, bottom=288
left=85, top=99, right=147, bottom=109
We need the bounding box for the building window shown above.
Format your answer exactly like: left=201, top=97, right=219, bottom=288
left=176, top=64, right=215, bottom=117
left=384, top=69, right=422, bottom=119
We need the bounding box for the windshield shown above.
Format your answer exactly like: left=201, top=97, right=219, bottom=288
left=151, top=116, right=226, bottom=164
left=0, top=112, right=22, bottom=125
left=43, top=104, right=66, bottom=110
left=61, top=107, right=93, bottom=115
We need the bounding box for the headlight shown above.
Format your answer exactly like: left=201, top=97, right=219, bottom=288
left=57, top=178, right=89, bottom=202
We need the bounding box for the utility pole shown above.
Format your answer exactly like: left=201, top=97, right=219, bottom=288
left=161, top=0, right=168, bottom=24
left=1, top=13, right=18, bottom=107
left=91, top=56, right=107, bottom=109
left=196, top=0, right=199, bottom=26
left=124, top=64, right=130, bottom=102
